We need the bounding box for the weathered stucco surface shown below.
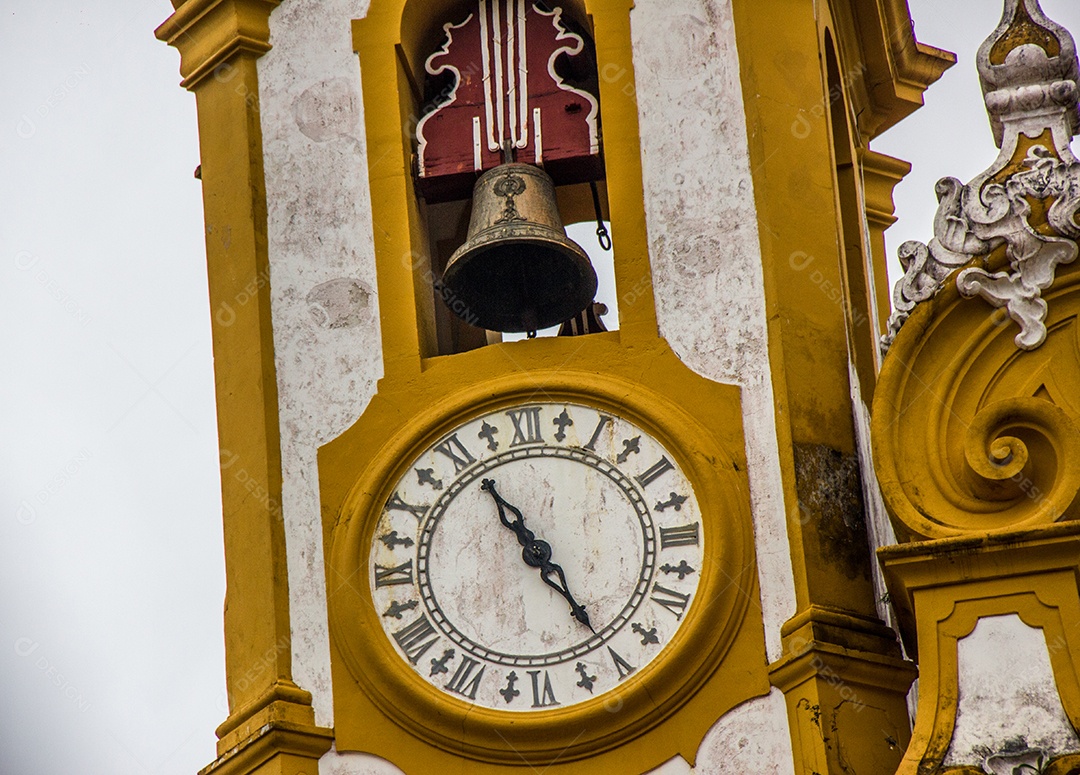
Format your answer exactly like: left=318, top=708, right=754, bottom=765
left=630, top=0, right=795, bottom=663
left=850, top=380, right=915, bottom=717
left=322, top=747, right=406, bottom=775
left=257, top=0, right=380, bottom=729
left=944, top=614, right=1080, bottom=767
left=646, top=689, right=795, bottom=774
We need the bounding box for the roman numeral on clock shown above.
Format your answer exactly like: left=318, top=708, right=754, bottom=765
left=651, top=583, right=691, bottom=620
left=433, top=433, right=476, bottom=473
left=507, top=406, right=544, bottom=446
left=374, top=560, right=414, bottom=588
left=386, top=492, right=428, bottom=520
left=659, top=522, right=700, bottom=549
left=445, top=655, right=485, bottom=700
left=583, top=414, right=613, bottom=452
left=635, top=456, right=674, bottom=488
left=392, top=614, right=439, bottom=665
left=527, top=669, right=559, bottom=707
left=608, top=646, right=636, bottom=680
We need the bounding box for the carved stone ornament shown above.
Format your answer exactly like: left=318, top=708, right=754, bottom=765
left=882, top=0, right=1080, bottom=354
left=872, top=3, right=1080, bottom=543
left=983, top=747, right=1048, bottom=775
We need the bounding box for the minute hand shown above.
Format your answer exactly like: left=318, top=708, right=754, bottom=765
left=481, top=479, right=595, bottom=632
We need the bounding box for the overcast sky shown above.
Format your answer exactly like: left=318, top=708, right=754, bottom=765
left=2, top=2, right=1078, bottom=774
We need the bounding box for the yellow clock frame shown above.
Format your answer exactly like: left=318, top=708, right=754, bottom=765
left=318, top=356, right=767, bottom=773
left=323, top=366, right=758, bottom=768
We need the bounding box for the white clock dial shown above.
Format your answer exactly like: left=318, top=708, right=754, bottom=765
left=369, top=402, right=704, bottom=711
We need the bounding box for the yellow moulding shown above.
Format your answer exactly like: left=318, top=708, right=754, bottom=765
left=156, top=0, right=281, bottom=89
left=872, top=262, right=1080, bottom=543
left=881, top=524, right=1080, bottom=775
left=860, top=149, right=913, bottom=338
left=155, top=1, right=332, bottom=771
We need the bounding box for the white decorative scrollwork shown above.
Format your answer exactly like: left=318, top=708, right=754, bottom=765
left=983, top=747, right=1048, bottom=775
left=882, top=0, right=1080, bottom=354
left=955, top=146, right=1079, bottom=350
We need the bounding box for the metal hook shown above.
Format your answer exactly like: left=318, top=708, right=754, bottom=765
left=589, top=181, right=612, bottom=251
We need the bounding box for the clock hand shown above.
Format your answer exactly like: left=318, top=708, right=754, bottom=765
left=481, top=479, right=595, bottom=633
left=539, top=562, right=595, bottom=633
left=481, top=477, right=535, bottom=543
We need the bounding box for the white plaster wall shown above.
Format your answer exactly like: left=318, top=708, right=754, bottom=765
left=257, top=0, right=382, bottom=731
left=321, top=747, right=405, bottom=775
left=324, top=692, right=793, bottom=775
left=849, top=370, right=917, bottom=720
left=646, top=689, right=796, bottom=774
left=630, top=0, right=796, bottom=664
left=849, top=377, right=898, bottom=631
left=944, top=614, right=1080, bottom=767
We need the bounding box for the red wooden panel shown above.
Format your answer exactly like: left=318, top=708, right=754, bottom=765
left=416, top=1, right=602, bottom=201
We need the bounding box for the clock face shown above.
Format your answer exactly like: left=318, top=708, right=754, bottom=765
left=369, top=402, right=704, bottom=712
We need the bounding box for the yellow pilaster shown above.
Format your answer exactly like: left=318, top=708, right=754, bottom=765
left=730, top=0, right=951, bottom=772
left=881, top=526, right=1080, bottom=774
left=155, top=2, right=332, bottom=771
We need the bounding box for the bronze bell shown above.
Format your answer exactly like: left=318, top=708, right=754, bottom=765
left=441, top=163, right=598, bottom=333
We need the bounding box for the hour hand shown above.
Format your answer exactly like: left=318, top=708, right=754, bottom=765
left=482, top=478, right=533, bottom=544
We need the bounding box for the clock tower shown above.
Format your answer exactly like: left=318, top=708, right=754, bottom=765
left=153, top=0, right=1080, bottom=773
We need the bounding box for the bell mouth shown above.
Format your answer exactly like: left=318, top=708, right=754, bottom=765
left=441, top=233, right=598, bottom=333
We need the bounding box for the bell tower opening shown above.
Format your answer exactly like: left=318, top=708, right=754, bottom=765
left=408, top=0, right=614, bottom=354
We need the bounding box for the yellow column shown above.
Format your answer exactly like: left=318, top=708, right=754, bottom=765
left=155, top=2, right=332, bottom=772
left=730, top=1, right=949, bottom=772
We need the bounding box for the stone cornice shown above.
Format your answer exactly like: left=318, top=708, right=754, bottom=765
left=881, top=0, right=957, bottom=91
left=844, top=0, right=956, bottom=138
left=198, top=720, right=334, bottom=775
left=768, top=640, right=917, bottom=696
left=860, top=149, right=912, bottom=229
left=214, top=680, right=315, bottom=744
left=155, top=0, right=281, bottom=90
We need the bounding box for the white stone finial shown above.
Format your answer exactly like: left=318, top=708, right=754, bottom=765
left=978, top=0, right=1080, bottom=147
left=881, top=0, right=1080, bottom=355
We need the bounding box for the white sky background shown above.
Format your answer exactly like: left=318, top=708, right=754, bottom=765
left=1, top=1, right=1078, bottom=774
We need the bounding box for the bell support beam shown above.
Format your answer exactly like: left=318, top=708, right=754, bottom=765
left=155, top=1, right=332, bottom=772
left=730, top=0, right=952, bottom=773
